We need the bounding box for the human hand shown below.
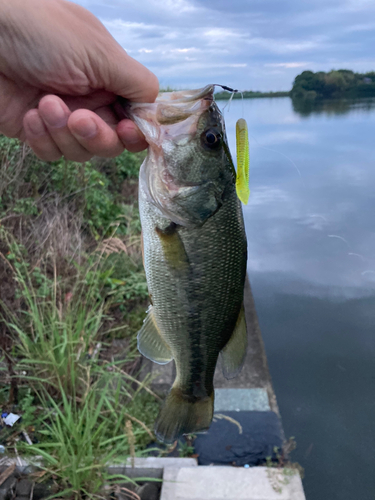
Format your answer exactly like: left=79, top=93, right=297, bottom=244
left=0, top=0, right=158, bottom=161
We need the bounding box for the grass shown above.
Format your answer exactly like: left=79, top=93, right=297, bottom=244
left=265, top=439, right=304, bottom=494
left=0, top=261, right=160, bottom=498
left=1, top=264, right=159, bottom=498
left=0, top=136, right=160, bottom=499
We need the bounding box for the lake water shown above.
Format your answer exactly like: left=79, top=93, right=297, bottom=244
left=219, top=97, right=375, bottom=500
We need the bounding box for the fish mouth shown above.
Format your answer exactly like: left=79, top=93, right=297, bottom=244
left=116, top=85, right=215, bottom=127
left=155, top=85, right=215, bottom=104
left=119, top=84, right=228, bottom=227
left=117, top=86, right=217, bottom=151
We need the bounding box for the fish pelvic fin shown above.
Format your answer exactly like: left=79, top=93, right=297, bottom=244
left=154, top=388, right=214, bottom=444
left=137, top=306, right=173, bottom=365
left=220, top=303, right=247, bottom=379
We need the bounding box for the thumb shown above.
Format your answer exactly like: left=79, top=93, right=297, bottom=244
left=99, top=45, right=159, bottom=103
left=67, top=0, right=159, bottom=103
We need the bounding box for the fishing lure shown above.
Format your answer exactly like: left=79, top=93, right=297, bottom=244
left=235, top=118, right=250, bottom=204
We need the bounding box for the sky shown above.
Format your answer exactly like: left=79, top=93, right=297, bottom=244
left=75, top=0, right=375, bottom=91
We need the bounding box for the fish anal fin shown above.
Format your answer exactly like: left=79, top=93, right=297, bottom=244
left=220, top=304, right=247, bottom=379
left=137, top=306, right=173, bottom=365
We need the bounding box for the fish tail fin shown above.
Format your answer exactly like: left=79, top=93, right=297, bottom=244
left=154, top=387, right=214, bottom=444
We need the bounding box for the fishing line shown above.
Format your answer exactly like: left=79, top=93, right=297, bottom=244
left=218, top=88, right=304, bottom=185
left=240, top=91, right=245, bottom=118
left=246, top=136, right=371, bottom=274
left=214, top=84, right=237, bottom=112
left=218, top=91, right=374, bottom=282
left=214, top=85, right=238, bottom=93
left=248, top=132, right=305, bottom=185
left=348, top=252, right=366, bottom=262
left=221, top=91, right=236, bottom=112
left=327, top=234, right=350, bottom=249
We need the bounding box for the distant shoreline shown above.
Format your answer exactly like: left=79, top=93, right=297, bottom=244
left=214, top=90, right=290, bottom=100
left=214, top=69, right=375, bottom=100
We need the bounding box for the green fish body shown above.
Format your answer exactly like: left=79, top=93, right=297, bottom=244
left=127, top=85, right=247, bottom=443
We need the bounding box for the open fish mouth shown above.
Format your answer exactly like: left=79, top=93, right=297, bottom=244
left=116, top=84, right=233, bottom=227
left=114, top=84, right=236, bottom=125
left=122, top=85, right=215, bottom=132
left=155, top=84, right=215, bottom=104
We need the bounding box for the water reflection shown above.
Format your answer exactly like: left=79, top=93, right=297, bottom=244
left=219, top=97, right=375, bottom=500
left=292, top=96, right=375, bottom=117
left=220, top=97, right=375, bottom=297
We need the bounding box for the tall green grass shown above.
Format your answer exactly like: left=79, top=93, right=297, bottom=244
left=2, top=262, right=159, bottom=499
left=0, top=137, right=158, bottom=498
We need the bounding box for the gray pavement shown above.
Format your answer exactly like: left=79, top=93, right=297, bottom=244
left=161, top=466, right=306, bottom=500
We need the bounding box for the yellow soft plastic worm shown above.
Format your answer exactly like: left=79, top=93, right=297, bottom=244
left=235, top=118, right=250, bottom=204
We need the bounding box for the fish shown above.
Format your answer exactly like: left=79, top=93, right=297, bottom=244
left=125, top=85, right=248, bottom=444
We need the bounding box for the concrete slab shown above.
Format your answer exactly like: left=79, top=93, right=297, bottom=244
left=124, top=457, right=198, bottom=469
left=160, top=466, right=306, bottom=500
left=195, top=411, right=283, bottom=466
left=107, top=457, right=197, bottom=479
left=214, top=388, right=270, bottom=412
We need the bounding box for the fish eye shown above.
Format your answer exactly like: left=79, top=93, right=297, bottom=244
left=201, top=128, right=222, bottom=150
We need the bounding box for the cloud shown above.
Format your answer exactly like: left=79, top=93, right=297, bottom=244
left=265, top=62, right=310, bottom=68
left=74, top=0, right=375, bottom=90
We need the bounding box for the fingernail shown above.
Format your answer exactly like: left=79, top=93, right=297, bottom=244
left=27, top=113, right=46, bottom=136
left=72, top=118, right=98, bottom=139
left=42, top=100, right=67, bottom=128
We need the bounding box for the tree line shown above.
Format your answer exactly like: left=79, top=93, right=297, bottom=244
left=291, top=69, right=375, bottom=99
left=215, top=69, right=375, bottom=100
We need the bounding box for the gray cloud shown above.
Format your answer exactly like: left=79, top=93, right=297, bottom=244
left=75, top=0, right=375, bottom=90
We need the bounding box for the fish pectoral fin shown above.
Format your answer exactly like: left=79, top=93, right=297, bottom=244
left=156, top=222, right=189, bottom=271
left=137, top=306, right=173, bottom=365
left=220, top=304, right=247, bottom=379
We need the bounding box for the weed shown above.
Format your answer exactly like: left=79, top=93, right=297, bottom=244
left=177, top=435, right=196, bottom=458
left=1, top=262, right=158, bottom=497
left=18, top=382, right=143, bottom=499
left=265, top=438, right=304, bottom=493
left=0, top=137, right=158, bottom=499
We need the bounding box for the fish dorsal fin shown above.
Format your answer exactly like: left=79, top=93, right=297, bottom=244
left=220, top=304, right=247, bottom=379
left=137, top=306, right=173, bottom=365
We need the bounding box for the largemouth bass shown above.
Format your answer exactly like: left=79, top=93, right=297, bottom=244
left=125, top=85, right=247, bottom=444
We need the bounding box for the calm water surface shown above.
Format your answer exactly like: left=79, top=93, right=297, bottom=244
left=219, top=97, right=375, bottom=500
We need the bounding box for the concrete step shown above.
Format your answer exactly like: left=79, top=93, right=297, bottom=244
left=214, top=388, right=270, bottom=412
left=194, top=410, right=284, bottom=467
left=161, top=466, right=306, bottom=500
